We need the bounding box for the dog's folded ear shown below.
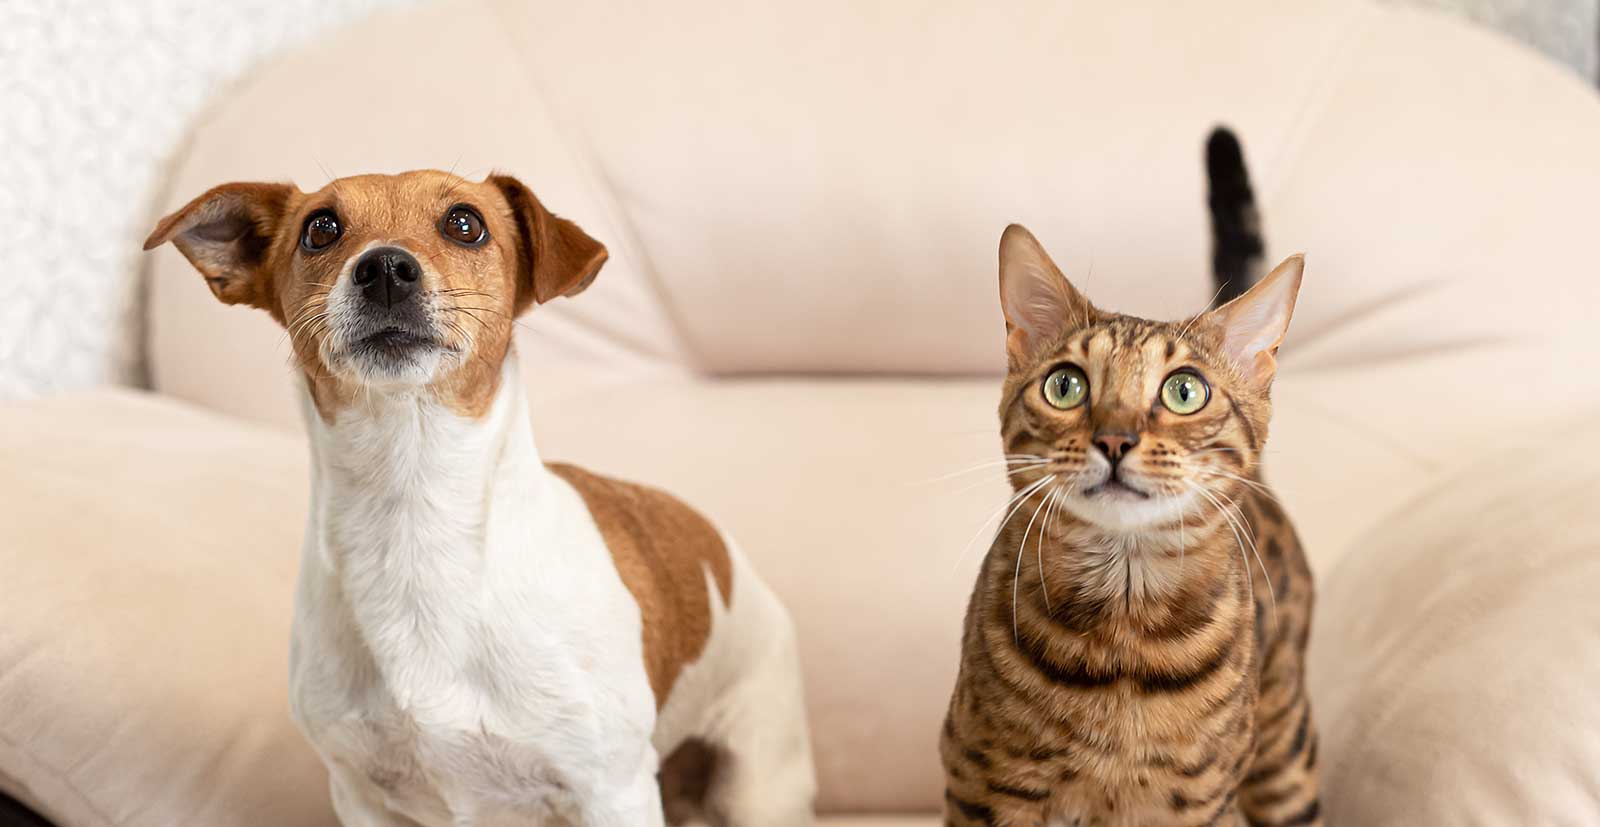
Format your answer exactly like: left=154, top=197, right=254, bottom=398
left=491, top=174, right=608, bottom=314
left=144, top=182, right=296, bottom=309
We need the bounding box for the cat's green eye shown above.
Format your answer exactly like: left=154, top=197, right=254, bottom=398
left=1043, top=365, right=1089, bottom=410
left=1160, top=370, right=1210, bottom=415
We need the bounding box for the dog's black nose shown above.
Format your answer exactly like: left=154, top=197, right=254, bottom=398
left=352, top=247, right=421, bottom=308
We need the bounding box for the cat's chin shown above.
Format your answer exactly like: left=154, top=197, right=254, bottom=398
left=1059, top=488, right=1195, bottom=535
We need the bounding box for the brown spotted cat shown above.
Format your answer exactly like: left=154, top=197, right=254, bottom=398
left=939, top=217, right=1321, bottom=824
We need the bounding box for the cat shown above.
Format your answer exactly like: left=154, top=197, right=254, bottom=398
left=940, top=128, right=1322, bottom=827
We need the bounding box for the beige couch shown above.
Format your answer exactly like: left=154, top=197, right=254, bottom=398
left=5, top=1, right=1600, bottom=824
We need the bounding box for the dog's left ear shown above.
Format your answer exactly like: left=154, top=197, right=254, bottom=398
left=491, top=174, right=609, bottom=314
left=143, top=182, right=296, bottom=309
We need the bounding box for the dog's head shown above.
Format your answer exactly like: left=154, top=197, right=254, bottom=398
left=145, top=170, right=606, bottom=418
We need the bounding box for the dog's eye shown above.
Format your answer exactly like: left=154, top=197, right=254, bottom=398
left=441, top=205, right=487, bottom=247
left=300, top=210, right=342, bottom=252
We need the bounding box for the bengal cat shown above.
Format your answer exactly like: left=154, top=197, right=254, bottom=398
left=940, top=131, right=1321, bottom=827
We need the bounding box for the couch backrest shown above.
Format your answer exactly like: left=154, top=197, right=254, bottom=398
left=149, top=0, right=1600, bottom=439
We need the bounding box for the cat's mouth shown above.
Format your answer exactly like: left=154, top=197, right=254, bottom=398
left=1083, top=476, right=1151, bottom=500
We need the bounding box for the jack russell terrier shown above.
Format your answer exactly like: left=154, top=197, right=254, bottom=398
left=145, top=171, right=816, bottom=827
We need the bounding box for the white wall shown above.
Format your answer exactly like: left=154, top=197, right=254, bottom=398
left=0, top=0, right=419, bottom=399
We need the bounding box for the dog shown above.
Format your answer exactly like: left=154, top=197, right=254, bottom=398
left=145, top=171, right=817, bottom=827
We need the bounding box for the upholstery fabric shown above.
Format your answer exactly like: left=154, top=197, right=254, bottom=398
left=5, top=0, right=1598, bottom=824
left=0, top=391, right=329, bottom=827
left=1310, top=416, right=1600, bottom=824
left=8, top=391, right=1600, bottom=824
left=0, top=0, right=1589, bottom=403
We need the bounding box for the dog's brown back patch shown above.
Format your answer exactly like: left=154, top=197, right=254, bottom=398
left=548, top=464, right=733, bottom=706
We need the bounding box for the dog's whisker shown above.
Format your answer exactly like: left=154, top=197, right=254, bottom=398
left=441, top=305, right=510, bottom=318
left=288, top=309, right=335, bottom=341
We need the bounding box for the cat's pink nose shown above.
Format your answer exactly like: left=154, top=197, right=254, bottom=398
left=1092, top=432, right=1140, bottom=463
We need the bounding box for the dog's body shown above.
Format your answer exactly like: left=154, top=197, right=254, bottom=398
left=291, top=356, right=811, bottom=826
left=146, top=171, right=815, bottom=826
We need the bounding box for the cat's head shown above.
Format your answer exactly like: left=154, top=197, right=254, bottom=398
left=996, top=225, right=1303, bottom=534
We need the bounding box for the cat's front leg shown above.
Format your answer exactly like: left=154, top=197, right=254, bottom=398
left=1238, top=670, right=1322, bottom=825
left=943, top=785, right=1049, bottom=827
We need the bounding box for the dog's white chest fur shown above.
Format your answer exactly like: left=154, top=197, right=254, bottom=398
left=287, top=374, right=659, bottom=825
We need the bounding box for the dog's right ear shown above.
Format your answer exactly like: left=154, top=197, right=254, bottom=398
left=144, top=182, right=295, bottom=308
left=491, top=174, right=608, bottom=316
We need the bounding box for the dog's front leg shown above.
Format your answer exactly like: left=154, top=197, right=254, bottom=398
left=577, top=771, right=666, bottom=827
left=328, top=765, right=423, bottom=827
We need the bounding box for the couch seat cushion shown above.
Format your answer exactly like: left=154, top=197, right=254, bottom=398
left=7, top=386, right=1600, bottom=826
left=0, top=384, right=1001, bottom=824
left=1310, top=414, right=1600, bottom=825
left=0, top=391, right=326, bottom=827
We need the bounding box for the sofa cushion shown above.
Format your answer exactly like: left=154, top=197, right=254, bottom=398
left=0, top=391, right=329, bottom=827
left=0, top=383, right=1011, bottom=822
left=0, top=370, right=1438, bottom=823
left=1310, top=415, right=1600, bottom=825
left=8, top=391, right=1600, bottom=825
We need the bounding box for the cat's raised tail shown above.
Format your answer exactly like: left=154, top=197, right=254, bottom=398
left=1206, top=126, right=1265, bottom=308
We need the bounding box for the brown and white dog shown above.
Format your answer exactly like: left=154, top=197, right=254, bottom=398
left=145, top=171, right=816, bottom=827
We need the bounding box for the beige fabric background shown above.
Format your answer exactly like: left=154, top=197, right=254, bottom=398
left=1311, top=416, right=1600, bottom=824
left=0, top=0, right=1588, bottom=403
left=4, top=0, right=1600, bottom=825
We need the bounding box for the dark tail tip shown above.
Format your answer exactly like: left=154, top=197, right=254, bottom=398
left=1206, top=126, right=1264, bottom=307
left=1205, top=127, right=1246, bottom=184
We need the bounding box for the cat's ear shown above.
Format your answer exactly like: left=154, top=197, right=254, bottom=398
left=1206, top=254, right=1304, bottom=384
left=998, top=224, right=1095, bottom=365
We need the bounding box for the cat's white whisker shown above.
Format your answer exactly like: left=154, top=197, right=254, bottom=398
left=1196, top=467, right=1283, bottom=505
left=1014, top=483, right=1057, bottom=643
left=1176, top=283, right=1226, bottom=340
left=1189, top=482, right=1256, bottom=608
left=916, top=460, right=1052, bottom=487
left=915, top=456, right=1052, bottom=486
left=943, top=464, right=1059, bottom=498
left=950, top=474, right=1057, bottom=575
left=1038, top=487, right=1064, bottom=611
left=1209, top=486, right=1278, bottom=625
left=1163, top=489, right=1187, bottom=576
left=1193, top=482, right=1277, bottom=626
left=1178, top=494, right=1187, bottom=576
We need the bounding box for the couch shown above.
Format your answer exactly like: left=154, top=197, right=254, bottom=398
left=5, top=1, right=1600, bottom=824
